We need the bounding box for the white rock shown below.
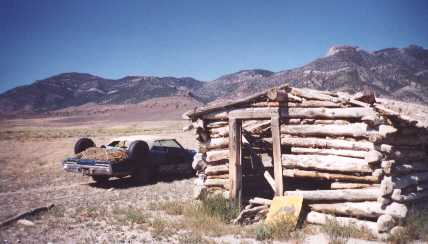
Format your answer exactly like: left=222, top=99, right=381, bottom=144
left=17, top=219, right=35, bottom=226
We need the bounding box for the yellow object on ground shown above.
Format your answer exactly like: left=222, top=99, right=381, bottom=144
left=265, top=195, right=303, bottom=227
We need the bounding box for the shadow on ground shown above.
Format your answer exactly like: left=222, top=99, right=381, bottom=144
left=88, top=172, right=195, bottom=189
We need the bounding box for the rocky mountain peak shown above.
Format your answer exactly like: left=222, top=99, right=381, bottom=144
left=1, top=45, right=427, bottom=117
left=326, top=45, right=361, bottom=57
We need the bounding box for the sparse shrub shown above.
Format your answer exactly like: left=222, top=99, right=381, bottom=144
left=321, top=219, right=361, bottom=244
left=147, top=199, right=248, bottom=237
left=181, top=201, right=229, bottom=236
left=150, top=217, right=174, bottom=239
left=200, top=195, right=239, bottom=223
left=255, top=216, right=296, bottom=241
left=180, top=199, right=244, bottom=236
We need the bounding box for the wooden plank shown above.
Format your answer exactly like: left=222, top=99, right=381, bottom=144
left=290, top=88, right=338, bottom=102
left=263, top=171, right=276, bottom=193
left=0, top=204, right=54, bottom=228
left=282, top=154, right=372, bottom=173
left=249, top=197, right=273, bottom=206
left=283, top=169, right=380, bottom=183
left=281, top=123, right=369, bottom=138
left=206, top=107, right=377, bottom=120
left=291, top=147, right=368, bottom=158
left=309, top=201, right=385, bottom=219
left=271, top=113, right=283, bottom=196
left=285, top=188, right=380, bottom=201
left=306, top=211, right=379, bottom=237
left=228, top=118, right=242, bottom=208
left=281, top=135, right=375, bottom=151
left=229, top=107, right=278, bottom=119
left=186, top=84, right=289, bottom=119
left=205, top=164, right=229, bottom=175
left=330, top=182, right=375, bottom=189
left=250, top=100, right=341, bottom=108
left=205, top=149, right=229, bottom=162
left=280, top=107, right=377, bottom=120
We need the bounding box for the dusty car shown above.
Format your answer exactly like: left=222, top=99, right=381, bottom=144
left=62, top=135, right=195, bottom=184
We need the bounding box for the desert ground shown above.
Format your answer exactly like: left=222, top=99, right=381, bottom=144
left=0, top=118, right=206, bottom=243
left=0, top=117, right=335, bottom=244
left=0, top=107, right=427, bottom=243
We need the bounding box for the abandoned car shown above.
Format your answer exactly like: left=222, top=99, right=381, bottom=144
left=62, top=135, right=195, bottom=183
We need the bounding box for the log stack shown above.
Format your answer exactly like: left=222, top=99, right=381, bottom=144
left=186, top=85, right=428, bottom=239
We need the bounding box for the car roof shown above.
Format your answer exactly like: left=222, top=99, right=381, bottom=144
left=110, top=135, right=175, bottom=143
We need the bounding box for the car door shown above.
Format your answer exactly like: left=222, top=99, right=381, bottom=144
left=150, top=140, right=168, bottom=165
left=159, top=139, right=186, bottom=165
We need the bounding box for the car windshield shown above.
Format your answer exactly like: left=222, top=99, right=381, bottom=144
left=157, top=140, right=182, bottom=149
left=108, top=141, right=127, bottom=148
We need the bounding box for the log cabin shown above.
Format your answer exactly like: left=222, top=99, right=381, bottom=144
left=183, top=84, right=428, bottom=238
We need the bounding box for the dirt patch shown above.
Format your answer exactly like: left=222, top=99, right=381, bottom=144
left=0, top=119, right=200, bottom=243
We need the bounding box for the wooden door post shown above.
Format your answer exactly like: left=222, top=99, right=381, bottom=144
left=271, top=113, right=284, bottom=196
left=229, top=118, right=242, bottom=208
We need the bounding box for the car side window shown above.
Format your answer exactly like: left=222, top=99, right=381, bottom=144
left=159, top=140, right=182, bottom=149
left=152, top=140, right=166, bottom=152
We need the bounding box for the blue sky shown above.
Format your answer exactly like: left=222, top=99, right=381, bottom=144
left=1, top=0, right=427, bottom=93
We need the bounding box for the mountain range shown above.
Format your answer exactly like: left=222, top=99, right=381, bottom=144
left=1, top=44, right=427, bottom=117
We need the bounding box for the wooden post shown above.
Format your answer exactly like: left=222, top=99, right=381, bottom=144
left=229, top=118, right=242, bottom=208
left=271, top=113, right=284, bottom=195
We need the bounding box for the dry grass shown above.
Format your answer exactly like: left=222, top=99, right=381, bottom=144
left=151, top=197, right=309, bottom=242
left=178, top=232, right=216, bottom=244
left=155, top=200, right=187, bottom=215
left=112, top=207, right=149, bottom=225
left=150, top=216, right=177, bottom=240
left=150, top=197, right=250, bottom=238
left=199, top=195, right=240, bottom=223
left=320, top=219, right=373, bottom=244
left=255, top=216, right=302, bottom=241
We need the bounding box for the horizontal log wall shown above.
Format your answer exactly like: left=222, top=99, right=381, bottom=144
left=191, top=87, right=428, bottom=237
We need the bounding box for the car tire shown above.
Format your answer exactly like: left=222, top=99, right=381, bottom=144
left=74, top=138, right=96, bottom=154
left=92, top=175, right=109, bottom=184
left=128, top=140, right=149, bottom=162
left=128, top=140, right=152, bottom=183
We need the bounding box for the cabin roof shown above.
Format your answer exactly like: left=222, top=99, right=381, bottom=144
left=184, top=84, right=427, bottom=129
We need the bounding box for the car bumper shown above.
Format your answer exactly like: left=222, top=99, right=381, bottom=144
left=63, top=160, right=112, bottom=176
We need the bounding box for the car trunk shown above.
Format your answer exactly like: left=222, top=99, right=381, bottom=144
left=76, top=147, right=128, bottom=163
